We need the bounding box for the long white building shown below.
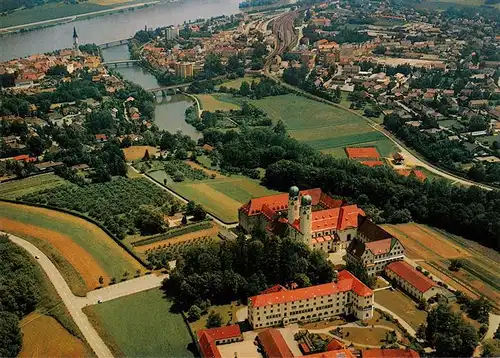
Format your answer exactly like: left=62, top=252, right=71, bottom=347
left=248, top=270, right=374, bottom=329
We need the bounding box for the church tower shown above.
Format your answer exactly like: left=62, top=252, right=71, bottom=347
left=73, top=27, right=80, bottom=56
left=287, top=186, right=300, bottom=223
left=299, top=194, right=312, bottom=245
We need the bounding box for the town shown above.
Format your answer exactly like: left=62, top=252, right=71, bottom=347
left=0, top=0, right=499, bottom=357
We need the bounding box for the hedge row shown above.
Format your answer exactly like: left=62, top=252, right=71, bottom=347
left=0, top=198, right=151, bottom=269
left=132, top=220, right=213, bottom=247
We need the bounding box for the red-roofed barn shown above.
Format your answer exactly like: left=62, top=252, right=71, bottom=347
left=345, top=147, right=380, bottom=160
left=384, top=261, right=439, bottom=301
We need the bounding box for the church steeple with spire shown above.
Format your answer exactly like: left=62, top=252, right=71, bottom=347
left=72, top=27, right=80, bottom=56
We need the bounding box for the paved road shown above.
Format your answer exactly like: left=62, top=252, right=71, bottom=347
left=128, top=165, right=238, bottom=229
left=5, top=232, right=168, bottom=358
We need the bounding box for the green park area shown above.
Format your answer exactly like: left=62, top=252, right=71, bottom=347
left=0, top=174, right=68, bottom=200
left=84, top=288, right=195, bottom=357
left=374, top=289, right=427, bottom=330
left=148, top=167, right=278, bottom=223
left=249, top=94, right=398, bottom=157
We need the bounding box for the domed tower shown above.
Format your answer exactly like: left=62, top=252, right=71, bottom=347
left=287, top=186, right=300, bottom=223
left=299, top=194, right=312, bottom=245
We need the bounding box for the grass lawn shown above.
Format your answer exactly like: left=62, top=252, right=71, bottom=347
left=148, top=170, right=279, bottom=223
left=374, top=289, right=427, bottom=330
left=196, top=94, right=241, bottom=111
left=0, top=174, right=68, bottom=200
left=218, top=76, right=261, bottom=90
left=339, top=326, right=390, bottom=346
left=189, top=303, right=238, bottom=332
left=84, top=288, right=195, bottom=357
left=0, top=201, right=142, bottom=293
left=249, top=94, right=396, bottom=157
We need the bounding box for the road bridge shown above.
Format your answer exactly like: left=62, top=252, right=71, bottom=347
left=98, top=37, right=133, bottom=49
left=103, top=59, right=141, bottom=67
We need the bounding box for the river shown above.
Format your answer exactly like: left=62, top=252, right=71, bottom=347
left=0, top=0, right=241, bottom=62
left=101, top=45, right=200, bottom=139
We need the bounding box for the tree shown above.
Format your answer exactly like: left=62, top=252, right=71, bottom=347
left=423, top=303, right=479, bottom=357
left=98, top=276, right=104, bottom=285
left=239, top=81, right=251, bottom=96
left=482, top=339, right=500, bottom=357
left=206, top=311, right=223, bottom=328
left=188, top=305, right=202, bottom=322
left=27, top=135, right=45, bottom=156
left=449, top=259, right=463, bottom=271
left=135, top=205, right=166, bottom=235
left=143, top=149, right=150, bottom=161
left=346, top=261, right=375, bottom=288
left=273, top=120, right=287, bottom=136
left=0, top=312, right=22, bottom=358
left=181, top=215, right=188, bottom=225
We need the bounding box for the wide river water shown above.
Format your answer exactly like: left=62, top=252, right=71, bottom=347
left=0, top=0, right=241, bottom=62
left=1, top=0, right=244, bottom=138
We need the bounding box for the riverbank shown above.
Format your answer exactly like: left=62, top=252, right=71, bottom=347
left=0, top=0, right=159, bottom=35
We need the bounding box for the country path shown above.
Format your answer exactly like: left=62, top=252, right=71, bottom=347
left=4, top=232, right=167, bottom=358
left=128, top=164, right=239, bottom=229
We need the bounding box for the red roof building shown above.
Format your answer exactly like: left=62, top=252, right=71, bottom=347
left=299, top=349, right=356, bottom=358
left=257, top=329, right=294, bottom=358
left=362, top=348, right=420, bottom=358
left=248, top=270, right=374, bottom=329
left=360, top=161, right=385, bottom=167
left=196, top=324, right=243, bottom=358
left=396, top=169, right=426, bottom=181
left=385, top=261, right=439, bottom=301
left=345, top=147, right=380, bottom=160
left=12, top=154, right=36, bottom=162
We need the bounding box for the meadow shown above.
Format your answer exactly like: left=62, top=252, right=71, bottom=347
left=0, top=201, right=142, bottom=294
left=249, top=94, right=397, bottom=157
left=196, top=93, right=241, bottom=111
left=149, top=169, right=278, bottom=223
left=0, top=174, right=67, bottom=200
left=84, top=288, right=195, bottom=357
left=382, top=223, right=500, bottom=311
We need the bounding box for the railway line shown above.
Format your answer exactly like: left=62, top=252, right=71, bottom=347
left=265, top=9, right=299, bottom=72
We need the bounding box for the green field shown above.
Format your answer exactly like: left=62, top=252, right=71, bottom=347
left=413, top=0, right=499, bottom=10
left=0, top=174, right=68, bottom=200
left=249, top=94, right=397, bottom=157
left=218, top=76, right=262, bottom=90
left=85, top=289, right=195, bottom=357
left=148, top=170, right=279, bottom=223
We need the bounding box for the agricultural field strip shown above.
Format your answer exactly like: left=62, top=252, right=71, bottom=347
left=0, top=174, right=67, bottom=199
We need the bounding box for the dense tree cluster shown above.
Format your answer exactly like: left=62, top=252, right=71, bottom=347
left=19, top=177, right=182, bottom=238
left=418, top=303, right=478, bottom=357
left=163, top=233, right=335, bottom=310
left=0, top=234, right=42, bottom=357
left=283, top=67, right=341, bottom=103
left=201, top=126, right=500, bottom=250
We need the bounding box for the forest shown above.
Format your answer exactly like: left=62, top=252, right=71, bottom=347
left=163, top=233, right=335, bottom=310
left=0, top=234, right=41, bottom=357
left=201, top=125, right=500, bottom=251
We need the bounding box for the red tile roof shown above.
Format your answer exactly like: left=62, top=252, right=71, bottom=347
left=345, top=147, right=380, bottom=159
left=257, top=329, right=294, bottom=358
left=249, top=270, right=373, bottom=308
left=261, top=284, right=288, bottom=295
left=197, top=332, right=222, bottom=358
left=196, top=325, right=242, bottom=358
left=326, top=338, right=345, bottom=351
left=396, top=169, right=426, bottom=181
left=385, top=261, right=436, bottom=293
left=360, top=161, right=385, bottom=167
left=365, top=238, right=393, bottom=255
left=299, top=349, right=355, bottom=358
left=196, top=324, right=241, bottom=342
left=240, top=188, right=322, bottom=216
left=12, top=154, right=36, bottom=162
left=292, top=205, right=364, bottom=233
left=362, top=348, right=420, bottom=358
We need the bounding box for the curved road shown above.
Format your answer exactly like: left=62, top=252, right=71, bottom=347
left=5, top=232, right=168, bottom=358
